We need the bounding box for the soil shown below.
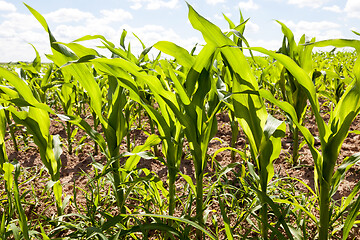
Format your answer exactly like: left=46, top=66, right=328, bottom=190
left=3, top=100, right=360, bottom=239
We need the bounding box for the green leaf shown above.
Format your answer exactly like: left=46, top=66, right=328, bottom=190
left=218, top=193, right=234, bottom=240
left=25, top=4, right=106, bottom=127
left=164, top=61, right=191, bottom=104
left=57, top=114, right=107, bottom=156
left=0, top=67, right=52, bottom=113
left=154, top=41, right=194, bottom=68
left=252, top=188, right=295, bottom=240
left=10, top=107, right=61, bottom=181
left=3, top=162, right=14, bottom=191
left=38, top=222, right=50, bottom=240
left=179, top=172, right=196, bottom=196
left=263, top=114, right=284, bottom=139
left=74, top=34, right=115, bottom=48
left=331, top=153, right=360, bottom=196
left=124, top=134, right=161, bottom=171
left=120, top=29, right=127, bottom=49
left=259, top=88, right=322, bottom=179
left=30, top=43, right=41, bottom=72
left=309, top=39, right=360, bottom=51
left=252, top=47, right=326, bottom=142
left=53, top=180, right=63, bottom=209
left=276, top=20, right=297, bottom=58
left=25, top=4, right=75, bottom=58
left=188, top=4, right=231, bottom=47
left=223, top=13, right=235, bottom=29
left=0, top=211, right=6, bottom=238
left=118, top=223, right=187, bottom=239
left=129, top=213, right=216, bottom=240
left=342, top=193, right=360, bottom=240
left=0, top=109, right=7, bottom=167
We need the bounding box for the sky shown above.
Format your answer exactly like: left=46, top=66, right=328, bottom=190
left=0, top=0, right=359, bottom=62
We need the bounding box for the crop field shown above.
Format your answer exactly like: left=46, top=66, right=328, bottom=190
left=1, top=3, right=360, bottom=240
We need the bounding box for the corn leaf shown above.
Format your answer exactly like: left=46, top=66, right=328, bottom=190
left=154, top=41, right=194, bottom=68
left=124, top=134, right=161, bottom=171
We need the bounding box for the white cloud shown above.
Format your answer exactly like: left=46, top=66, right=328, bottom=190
left=0, top=24, right=50, bottom=62
left=0, top=6, right=132, bottom=61
left=0, top=38, right=50, bottom=62
left=0, top=8, right=199, bottom=61
left=100, top=9, right=133, bottom=23
left=128, top=0, right=179, bottom=10
left=249, top=39, right=280, bottom=51
left=130, top=3, right=142, bottom=10
left=345, top=0, right=360, bottom=18
left=0, top=12, right=47, bottom=61
left=280, top=20, right=342, bottom=41
left=0, top=12, right=42, bottom=31
left=215, top=13, right=232, bottom=20
left=350, top=27, right=360, bottom=35
left=287, top=0, right=328, bottom=8
left=206, top=0, right=226, bottom=5
left=238, top=0, right=259, bottom=11
left=44, top=8, right=133, bottom=24
left=44, top=8, right=94, bottom=23
left=0, top=1, right=16, bottom=12
left=323, top=5, right=342, bottom=13
left=246, top=21, right=260, bottom=33
left=95, top=23, right=203, bottom=59
left=222, top=5, right=230, bottom=10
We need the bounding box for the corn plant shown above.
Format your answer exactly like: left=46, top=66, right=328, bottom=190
left=0, top=67, right=64, bottom=217
left=152, top=45, right=222, bottom=238
left=25, top=6, right=166, bottom=220
left=18, top=46, right=58, bottom=106
left=67, top=35, right=220, bottom=239
left=56, top=82, right=77, bottom=154
left=68, top=47, right=186, bottom=225
left=275, top=21, right=317, bottom=166
left=25, top=4, right=127, bottom=211
left=221, top=12, right=247, bottom=161
left=185, top=6, right=294, bottom=239
left=255, top=39, right=360, bottom=239
left=3, top=162, right=30, bottom=240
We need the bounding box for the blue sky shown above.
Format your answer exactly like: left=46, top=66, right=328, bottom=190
left=0, top=0, right=359, bottom=62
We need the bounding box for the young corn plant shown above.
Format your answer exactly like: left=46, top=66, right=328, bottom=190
left=153, top=45, right=222, bottom=239
left=221, top=12, right=248, bottom=161
left=65, top=43, right=187, bottom=224
left=3, top=162, right=32, bottom=240
left=88, top=47, right=219, bottom=238
left=18, top=46, right=58, bottom=106
left=71, top=32, right=222, bottom=239
left=275, top=21, right=316, bottom=166
left=0, top=67, right=64, bottom=216
left=26, top=5, right=164, bottom=218
left=25, top=4, right=128, bottom=212
left=55, top=81, right=77, bottom=154
left=185, top=5, right=292, bottom=239
left=255, top=39, right=360, bottom=239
